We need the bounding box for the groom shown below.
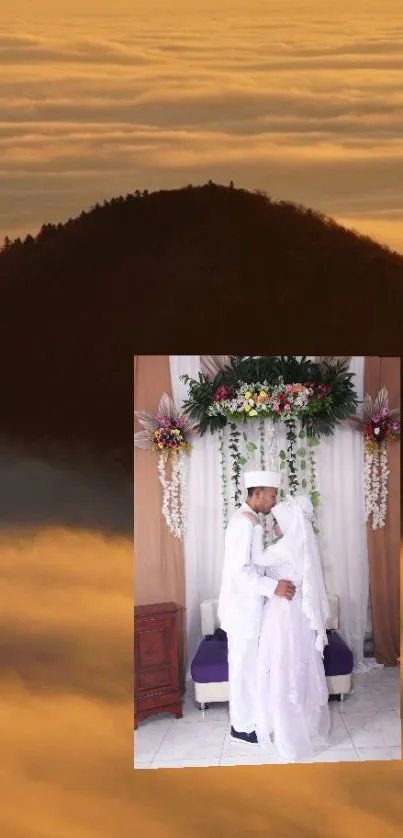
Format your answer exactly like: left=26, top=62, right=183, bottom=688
left=218, top=470, right=296, bottom=744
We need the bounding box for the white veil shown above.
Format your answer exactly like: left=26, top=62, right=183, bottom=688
left=271, top=495, right=329, bottom=656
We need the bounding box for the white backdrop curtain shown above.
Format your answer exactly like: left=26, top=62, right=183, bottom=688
left=314, top=356, right=369, bottom=666
left=169, top=355, right=369, bottom=674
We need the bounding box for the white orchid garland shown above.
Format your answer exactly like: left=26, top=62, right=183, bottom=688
left=365, top=442, right=390, bottom=530
left=363, top=447, right=374, bottom=522
left=158, top=452, right=172, bottom=523
left=369, top=447, right=381, bottom=528
left=156, top=452, right=188, bottom=539
left=378, top=443, right=390, bottom=528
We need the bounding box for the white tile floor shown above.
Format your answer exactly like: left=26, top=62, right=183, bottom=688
left=134, top=666, right=401, bottom=769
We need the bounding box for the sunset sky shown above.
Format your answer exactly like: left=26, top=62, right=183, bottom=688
left=2, top=0, right=403, bottom=253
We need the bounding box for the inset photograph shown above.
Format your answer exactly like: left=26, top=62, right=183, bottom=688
left=134, top=355, right=400, bottom=769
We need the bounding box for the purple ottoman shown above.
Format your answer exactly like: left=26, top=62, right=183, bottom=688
left=191, top=637, right=229, bottom=684
left=191, top=628, right=354, bottom=710
left=191, top=632, right=353, bottom=683
left=324, top=629, right=354, bottom=700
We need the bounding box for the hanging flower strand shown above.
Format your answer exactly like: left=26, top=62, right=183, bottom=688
left=259, top=418, right=265, bottom=469
left=363, top=446, right=374, bottom=522
left=295, top=426, right=317, bottom=523
left=158, top=453, right=171, bottom=523
left=218, top=427, right=229, bottom=528
left=378, top=442, right=389, bottom=527
left=134, top=393, right=196, bottom=539
left=306, top=435, right=320, bottom=518
left=296, top=425, right=307, bottom=488
left=267, top=420, right=276, bottom=466
left=229, top=423, right=243, bottom=507
left=284, top=416, right=299, bottom=496
left=258, top=417, right=271, bottom=543
left=349, top=387, right=400, bottom=530
left=169, top=456, right=181, bottom=537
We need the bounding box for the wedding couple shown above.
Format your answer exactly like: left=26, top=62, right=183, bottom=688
left=218, top=470, right=331, bottom=762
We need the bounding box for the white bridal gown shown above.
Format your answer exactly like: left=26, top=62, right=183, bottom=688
left=254, top=549, right=331, bottom=762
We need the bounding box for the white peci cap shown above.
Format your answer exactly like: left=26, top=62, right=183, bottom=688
left=244, top=470, right=281, bottom=489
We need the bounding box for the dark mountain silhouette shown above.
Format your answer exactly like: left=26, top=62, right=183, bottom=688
left=0, top=182, right=401, bottom=472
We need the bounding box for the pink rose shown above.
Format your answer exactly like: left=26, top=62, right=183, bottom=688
left=284, top=403, right=291, bottom=411
left=273, top=403, right=280, bottom=412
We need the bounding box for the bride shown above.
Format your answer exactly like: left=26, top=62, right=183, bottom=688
left=252, top=494, right=331, bottom=762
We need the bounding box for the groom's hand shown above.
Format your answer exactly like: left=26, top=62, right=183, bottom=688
left=275, top=580, right=296, bottom=600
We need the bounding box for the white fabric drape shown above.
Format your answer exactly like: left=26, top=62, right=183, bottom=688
left=314, top=356, right=369, bottom=667
left=169, top=355, right=369, bottom=673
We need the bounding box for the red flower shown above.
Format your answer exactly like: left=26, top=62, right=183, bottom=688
left=213, top=385, right=233, bottom=403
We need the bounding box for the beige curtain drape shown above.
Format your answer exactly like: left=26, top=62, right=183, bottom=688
left=364, top=357, right=400, bottom=665
left=134, top=355, right=186, bottom=688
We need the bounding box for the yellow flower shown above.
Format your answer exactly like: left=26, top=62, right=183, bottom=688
left=245, top=391, right=252, bottom=399
left=244, top=404, right=251, bottom=412
left=260, top=391, right=267, bottom=398
left=249, top=409, right=258, bottom=417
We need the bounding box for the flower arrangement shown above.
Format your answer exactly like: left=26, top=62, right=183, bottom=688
left=134, top=393, right=196, bottom=539
left=350, top=388, right=400, bottom=529
left=208, top=378, right=332, bottom=422
left=364, top=409, right=400, bottom=452
left=181, top=356, right=357, bottom=438
left=208, top=377, right=332, bottom=501
left=181, top=356, right=358, bottom=525
left=153, top=416, right=192, bottom=455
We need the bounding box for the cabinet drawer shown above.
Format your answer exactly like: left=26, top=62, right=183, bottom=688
left=138, top=666, right=171, bottom=692
left=135, top=690, right=181, bottom=715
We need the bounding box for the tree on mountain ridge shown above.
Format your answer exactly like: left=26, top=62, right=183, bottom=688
left=0, top=182, right=401, bottom=472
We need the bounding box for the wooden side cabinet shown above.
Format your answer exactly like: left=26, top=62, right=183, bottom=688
left=134, top=602, right=183, bottom=729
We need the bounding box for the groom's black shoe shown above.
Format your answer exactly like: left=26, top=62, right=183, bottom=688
left=230, top=727, right=258, bottom=744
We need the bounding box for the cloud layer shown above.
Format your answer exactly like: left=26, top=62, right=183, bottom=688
left=1, top=2, right=403, bottom=251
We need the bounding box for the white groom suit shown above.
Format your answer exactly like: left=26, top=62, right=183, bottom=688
left=218, top=472, right=281, bottom=735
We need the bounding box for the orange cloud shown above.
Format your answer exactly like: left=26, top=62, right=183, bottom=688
left=1, top=3, right=402, bottom=252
